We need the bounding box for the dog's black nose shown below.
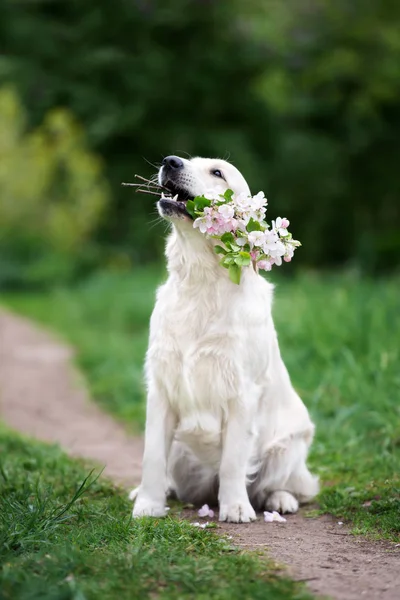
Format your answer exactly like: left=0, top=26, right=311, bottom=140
left=162, top=155, right=184, bottom=170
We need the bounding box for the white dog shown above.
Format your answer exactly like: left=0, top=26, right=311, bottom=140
left=131, top=156, right=319, bottom=523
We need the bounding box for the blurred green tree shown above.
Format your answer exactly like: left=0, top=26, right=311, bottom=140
left=0, top=0, right=399, bottom=279
left=1, top=0, right=268, bottom=270
left=248, top=0, right=400, bottom=270
left=0, top=88, right=109, bottom=287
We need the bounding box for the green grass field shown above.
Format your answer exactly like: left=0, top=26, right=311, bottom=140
left=0, top=425, right=311, bottom=600
left=5, top=268, right=400, bottom=541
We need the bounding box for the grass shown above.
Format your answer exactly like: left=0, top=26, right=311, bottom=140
left=0, top=425, right=311, bottom=600
left=3, top=267, right=400, bottom=542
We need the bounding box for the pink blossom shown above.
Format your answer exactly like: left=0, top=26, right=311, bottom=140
left=272, top=511, right=287, bottom=523
left=234, top=192, right=252, bottom=210
left=257, top=259, right=273, bottom=271
left=266, top=239, right=286, bottom=260
left=193, top=217, right=211, bottom=234
left=190, top=190, right=300, bottom=280
left=236, top=237, right=247, bottom=246
left=263, top=511, right=287, bottom=523
left=248, top=230, right=266, bottom=247
left=215, top=215, right=237, bottom=234
left=250, top=191, right=266, bottom=210
left=263, top=230, right=279, bottom=251
left=273, top=217, right=290, bottom=237
left=283, top=245, right=295, bottom=262
left=218, top=204, right=235, bottom=219
left=198, top=504, right=215, bottom=518
left=250, top=250, right=260, bottom=261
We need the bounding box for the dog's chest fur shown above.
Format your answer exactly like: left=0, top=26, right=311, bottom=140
left=146, top=262, right=274, bottom=423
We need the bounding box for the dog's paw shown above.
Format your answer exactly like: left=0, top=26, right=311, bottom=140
left=128, top=487, right=139, bottom=501
left=266, top=491, right=299, bottom=514
left=132, top=495, right=167, bottom=518
left=219, top=501, right=256, bottom=523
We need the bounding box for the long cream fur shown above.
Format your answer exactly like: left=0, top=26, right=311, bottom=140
left=131, top=157, right=319, bottom=523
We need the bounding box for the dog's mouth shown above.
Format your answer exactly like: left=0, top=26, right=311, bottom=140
left=158, top=181, right=194, bottom=219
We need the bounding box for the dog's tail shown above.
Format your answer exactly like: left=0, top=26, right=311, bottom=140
left=287, top=466, right=320, bottom=503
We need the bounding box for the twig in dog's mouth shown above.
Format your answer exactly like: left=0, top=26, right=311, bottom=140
left=122, top=174, right=192, bottom=206
left=122, top=174, right=182, bottom=199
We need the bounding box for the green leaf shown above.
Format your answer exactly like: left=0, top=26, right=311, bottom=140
left=214, top=245, right=227, bottom=255
left=193, top=195, right=212, bottom=211
left=234, top=251, right=251, bottom=267
left=220, top=232, right=235, bottom=245
left=246, top=218, right=262, bottom=232
left=221, top=255, right=235, bottom=266
left=185, top=200, right=196, bottom=218
left=222, top=189, right=234, bottom=202
left=228, top=263, right=241, bottom=285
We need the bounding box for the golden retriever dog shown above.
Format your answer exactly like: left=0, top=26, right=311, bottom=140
left=131, top=156, right=319, bottom=523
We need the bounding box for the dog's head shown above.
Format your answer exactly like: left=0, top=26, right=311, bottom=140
left=157, top=156, right=250, bottom=224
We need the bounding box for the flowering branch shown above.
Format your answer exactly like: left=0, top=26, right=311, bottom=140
left=186, top=189, right=301, bottom=284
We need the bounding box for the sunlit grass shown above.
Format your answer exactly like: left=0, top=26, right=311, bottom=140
left=0, top=426, right=311, bottom=600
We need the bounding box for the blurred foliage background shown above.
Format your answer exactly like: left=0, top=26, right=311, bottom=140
left=1, top=0, right=400, bottom=287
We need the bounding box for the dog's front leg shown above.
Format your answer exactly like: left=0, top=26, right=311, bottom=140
left=218, top=403, right=256, bottom=523
left=132, top=385, right=175, bottom=517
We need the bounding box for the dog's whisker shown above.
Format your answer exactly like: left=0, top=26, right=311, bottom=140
left=143, top=157, right=161, bottom=171
left=147, top=217, right=165, bottom=231
left=149, top=219, right=168, bottom=234
left=175, top=150, right=192, bottom=160
left=148, top=215, right=162, bottom=225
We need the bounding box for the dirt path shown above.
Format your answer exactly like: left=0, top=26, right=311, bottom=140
left=0, top=309, right=398, bottom=600
left=0, top=309, right=143, bottom=484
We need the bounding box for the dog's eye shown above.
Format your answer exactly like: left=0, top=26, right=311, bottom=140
left=212, top=169, right=223, bottom=179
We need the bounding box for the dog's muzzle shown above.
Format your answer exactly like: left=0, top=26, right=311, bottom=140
left=162, top=155, right=184, bottom=172
left=158, top=155, right=194, bottom=219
